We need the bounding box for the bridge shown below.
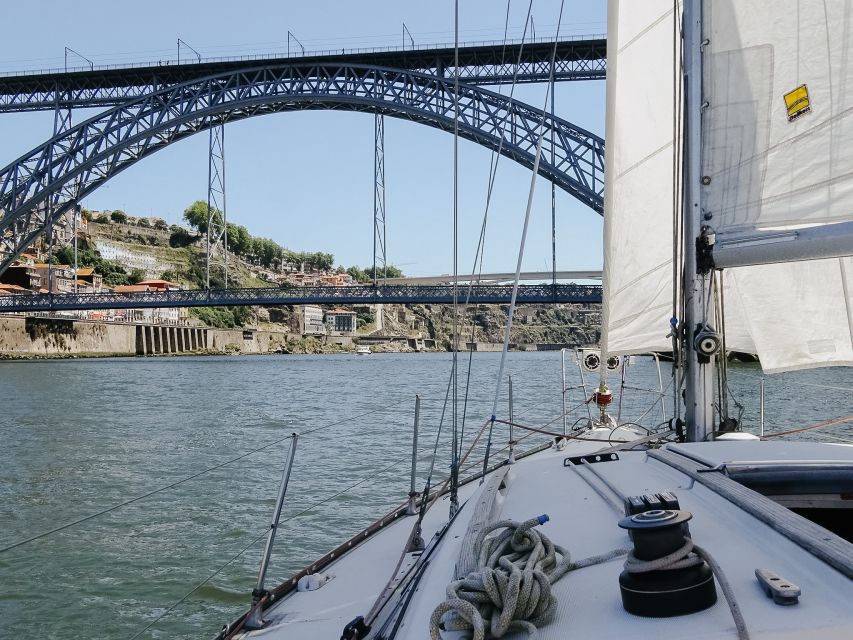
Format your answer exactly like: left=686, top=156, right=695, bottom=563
left=0, top=284, right=603, bottom=313
left=386, top=270, right=602, bottom=285
left=0, top=35, right=608, bottom=306
left=0, top=37, right=606, bottom=111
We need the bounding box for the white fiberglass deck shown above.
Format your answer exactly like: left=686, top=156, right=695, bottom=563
left=239, top=435, right=853, bottom=639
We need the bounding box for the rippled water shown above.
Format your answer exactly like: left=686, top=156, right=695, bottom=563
left=1, top=353, right=850, bottom=639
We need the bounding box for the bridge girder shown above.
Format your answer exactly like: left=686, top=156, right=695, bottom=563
left=0, top=64, right=604, bottom=276
left=0, top=284, right=603, bottom=313
left=0, top=39, right=606, bottom=112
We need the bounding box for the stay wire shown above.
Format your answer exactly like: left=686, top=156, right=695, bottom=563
left=460, top=0, right=530, bottom=450
left=484, top=0, right=567, bottom=476
left=128, top=528, right=269, bottom=640
left=129, top=450, right=426, bottom=639
left=0, top=398, right=410, bottom=555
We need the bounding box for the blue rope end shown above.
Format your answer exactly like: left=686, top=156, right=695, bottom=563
left=670, top=316, right=678, bottom=327
left=491, top=415, right=496, bottom=423
left=537, top=514, right=549, bottom=525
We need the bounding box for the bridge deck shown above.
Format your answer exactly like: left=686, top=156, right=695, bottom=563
left=0, top=38, right=606, bottom=112
left=0, top=284, right=602, bottom=313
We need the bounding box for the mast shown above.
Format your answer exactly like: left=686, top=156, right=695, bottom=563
left=682, top=0, right=716, bottom=440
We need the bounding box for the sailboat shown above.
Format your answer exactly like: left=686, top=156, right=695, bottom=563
left=221, top=1, right=853, bottom=638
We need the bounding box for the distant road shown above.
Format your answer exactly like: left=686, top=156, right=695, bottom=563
left=383, top=270, right=602, bottom=285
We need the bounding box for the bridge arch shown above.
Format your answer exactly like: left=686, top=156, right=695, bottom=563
left=0, top=63, right=604, bottom=272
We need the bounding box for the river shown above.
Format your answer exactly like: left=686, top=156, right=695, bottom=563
left=1, top=352, right=851, bottom=639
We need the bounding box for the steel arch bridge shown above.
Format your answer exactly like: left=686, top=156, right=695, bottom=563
left=0, top=63, right=604, bottom=275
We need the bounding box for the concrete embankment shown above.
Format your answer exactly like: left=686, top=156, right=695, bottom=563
left=0, top=316, right=288, bottom=358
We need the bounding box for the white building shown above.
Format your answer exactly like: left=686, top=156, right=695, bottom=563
left=301, top=305, right=326, bottom=336
left=95, top=240, right=161, bottom=278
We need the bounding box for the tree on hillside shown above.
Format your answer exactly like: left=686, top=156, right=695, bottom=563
left=128, top=268, right=145, bottom=284
left=226, top=223, right=252, bottom=256
left=110, top=210, right=128, bottom=224
left=137, top=218, right=150, bottom=228
left=153, top=218, right=168, bottom=231
left=183, top=200, right=222, bottom=234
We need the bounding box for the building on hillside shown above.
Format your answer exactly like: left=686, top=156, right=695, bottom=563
left=135, top=279, right=182, bottom=291
left=95, top=241, right=160, bottom=277
left=0, top=283, right=31, bottom=295
left=2, top=262, right=104, bottom=295
left=320, top=273, right=355, bottom=287
left=0, top=264, right=44, bottom=291
left=300, top=305, right=326, bottom=336
left=76, top=268, right=104, bottom=292
left=325, top=309, right=357, bottom=334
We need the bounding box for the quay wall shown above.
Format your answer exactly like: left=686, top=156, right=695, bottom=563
left=0, top=316, right=289, bottom=358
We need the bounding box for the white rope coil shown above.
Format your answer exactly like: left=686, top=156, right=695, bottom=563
left=430, top=516, right=572, bottom=640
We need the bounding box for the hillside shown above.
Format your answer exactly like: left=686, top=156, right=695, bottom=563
left=78, top=209, right=600, bottom=348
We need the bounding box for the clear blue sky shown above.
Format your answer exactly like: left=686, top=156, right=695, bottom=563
left=0, top=1, right=606, bottom=276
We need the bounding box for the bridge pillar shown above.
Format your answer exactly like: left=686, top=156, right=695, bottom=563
left=164, top=327, right=172, bottom=354
left=136, top=325, right=146, bottom=356
left=176, top=327, right=184, bottom=352
left=152, top=326, right=161, bottom=354
left=190, top=328, right=197, bottom=350
left=169, top=327, right=177, bottom=353
left=145, top=325, right=153, bottom=355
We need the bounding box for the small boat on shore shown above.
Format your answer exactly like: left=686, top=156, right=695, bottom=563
left=355, top=345, right=371, bottom=355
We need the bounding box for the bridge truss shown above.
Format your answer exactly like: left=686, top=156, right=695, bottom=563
left=0, top=283, right=603, bottom=313
left=0, top=63, right=605, bottom=274
left=0, top=38, right=606, bottom=112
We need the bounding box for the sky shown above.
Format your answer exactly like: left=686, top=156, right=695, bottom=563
left=0, top=1, right=607, bottom=276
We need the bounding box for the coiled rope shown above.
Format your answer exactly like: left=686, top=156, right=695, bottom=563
left=429, top=515, right=573, bottom=639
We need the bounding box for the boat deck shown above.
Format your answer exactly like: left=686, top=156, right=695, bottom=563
left=237, top=435, right=853, bottom=639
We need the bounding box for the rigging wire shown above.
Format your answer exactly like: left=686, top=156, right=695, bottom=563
left=0, top=399, right=410, bottom=556
left=482, top=0, right=567, bottom=477
left=128, top=528, right=269, bottom=640
left=458, top=0, right=525, bottom=456
left=450, top=0, right=461, bottom=517
left=671, top=0, right=686, bottom=429
left=128, top=450, right=428, bottom=639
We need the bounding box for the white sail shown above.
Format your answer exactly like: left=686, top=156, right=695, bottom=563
left=702, top=0, right=853, bottom=238
left=601, top=0, right=678, bottom=356
left=602, top=0, right=853, bottom=371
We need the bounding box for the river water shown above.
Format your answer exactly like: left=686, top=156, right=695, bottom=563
left=1, top=352, right=851, bottom=639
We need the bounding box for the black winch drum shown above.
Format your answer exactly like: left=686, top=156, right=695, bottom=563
left=618, top=509, right=717, bottom=617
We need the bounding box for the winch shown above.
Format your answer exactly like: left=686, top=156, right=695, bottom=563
left=617, top=508, right=717, bottom=617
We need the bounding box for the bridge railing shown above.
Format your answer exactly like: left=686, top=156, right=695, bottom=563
left=0, top=33, right=606, bottom=78
left=0, top=284, right=603, bottom=313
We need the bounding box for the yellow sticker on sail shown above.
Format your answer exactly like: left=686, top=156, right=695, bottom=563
left=784, top=84, right=811, bottom=122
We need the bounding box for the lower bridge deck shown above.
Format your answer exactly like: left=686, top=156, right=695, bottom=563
left=0, top=283, right=602, bottom=313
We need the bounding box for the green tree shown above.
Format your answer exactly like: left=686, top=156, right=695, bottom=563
left=110, top=210, right=128, bottom=224
left=128, top=268, right=146, bottom=284
left=95, top=213, right=110, bottom=224
left=183, top=200, right=222, bottom=234
left=137, top=218, right=150, bottom=228
left=226, top=223, right=252, bottom=256
left=153, top=218, right=168, bottom=230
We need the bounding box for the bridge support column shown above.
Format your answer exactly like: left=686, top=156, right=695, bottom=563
left=152, top=326, right=161, bottom=354
left=136, top=325, right=146, bottom=355
left=190, top=328, right=197, bottom=350
left=145, top=325, right=153, bottom=355
left=176, top=327, right=184, bottom=352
